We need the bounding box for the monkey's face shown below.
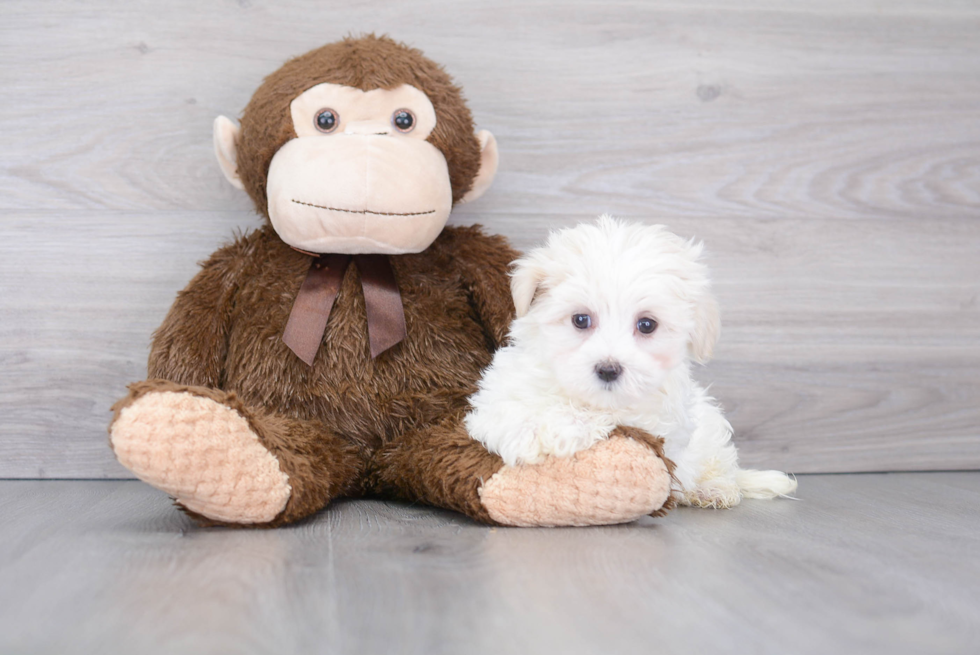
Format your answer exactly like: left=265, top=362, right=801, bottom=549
left=262, top=83, right=449, bottom=255
left=215, top=38, right=499, bottom=254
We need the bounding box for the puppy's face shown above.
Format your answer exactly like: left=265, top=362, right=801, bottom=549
left=510, top=217, right=719, bottom=411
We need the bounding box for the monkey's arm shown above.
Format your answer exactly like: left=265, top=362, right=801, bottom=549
left=147, top=236, right=251, bottom=386
left=446, top=225, right=520, bottom=350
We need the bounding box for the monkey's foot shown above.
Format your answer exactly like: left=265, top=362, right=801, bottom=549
left=110, top=390, right=291, bottom=524
left=478, top=435, right=673, bottom=527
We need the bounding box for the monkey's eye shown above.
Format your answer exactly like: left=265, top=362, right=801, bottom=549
left=314, top=108, right=339, bottom=133
left=572, top=314, right=592, bottom=330
left=392, top=109, right=415, bottom=133
left=636, top=317, right=658, bottom=334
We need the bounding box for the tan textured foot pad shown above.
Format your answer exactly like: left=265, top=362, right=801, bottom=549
left=110, top=391, right=291, bottom=524
left=478, top=437, right=672, bottom=527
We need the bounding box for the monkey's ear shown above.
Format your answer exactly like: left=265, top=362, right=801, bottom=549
left=458, top=130, right=498, bottom=204
left=510, top=253, right=549, bottom=318
left=213, top=116, right=245, bottom=190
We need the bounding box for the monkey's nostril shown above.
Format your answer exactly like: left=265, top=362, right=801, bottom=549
left=595, top=362, right=623, bottom=383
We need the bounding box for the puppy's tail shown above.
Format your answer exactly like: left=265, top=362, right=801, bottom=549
left=736, top=469, right=798, bottom=500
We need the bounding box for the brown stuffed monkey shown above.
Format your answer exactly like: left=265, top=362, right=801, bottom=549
left=108, top=35, right=674, bottom=527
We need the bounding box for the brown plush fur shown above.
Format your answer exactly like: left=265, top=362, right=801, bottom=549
left=363, top=409, right=504, bottom=524
left=109, top=36, right=673, bottom=527
left=139, top=223, right=518, bottom=524
left=237, top=34, right=482, bottom=216
left=115, top=227, right=677, bottom=526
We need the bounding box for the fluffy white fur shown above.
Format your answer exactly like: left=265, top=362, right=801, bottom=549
left=465, top=216, right=797, bottom=508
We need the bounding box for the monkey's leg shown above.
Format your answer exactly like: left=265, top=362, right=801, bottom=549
left=109, top=380, right=364, bottom=527
left=366, top=418, right=675, bottom=527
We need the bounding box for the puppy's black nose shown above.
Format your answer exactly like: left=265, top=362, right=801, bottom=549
left=595, top=361, right=623, bottom=383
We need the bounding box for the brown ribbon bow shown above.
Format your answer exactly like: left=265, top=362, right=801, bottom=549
left=282, top=253, right=407, bottom=366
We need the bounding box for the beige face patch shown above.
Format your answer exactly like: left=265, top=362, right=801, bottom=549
left=266, top=83, right=453, bottom=255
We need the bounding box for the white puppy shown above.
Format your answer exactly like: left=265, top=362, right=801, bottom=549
left=465, top=216, right=797, bottom=508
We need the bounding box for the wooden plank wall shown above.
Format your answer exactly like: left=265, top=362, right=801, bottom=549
left=1, top=0, right=978, bottom=478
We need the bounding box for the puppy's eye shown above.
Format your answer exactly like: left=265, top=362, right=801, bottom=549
left=572, top=314, right=592, bottom=330
left=315, top=108, right=339, bottom=133
left=637, top=317, right=658, bottom=334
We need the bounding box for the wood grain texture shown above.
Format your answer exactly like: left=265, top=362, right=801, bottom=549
left=3, top=1, right=979, bottom=218
left=1, top=0, right=978, bottom=476
left=1, top=476, right=979, bottom=654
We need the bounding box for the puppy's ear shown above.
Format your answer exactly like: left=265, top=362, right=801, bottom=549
left=690, top=291, right=721, bottom=363
left=510, top=255, right=549, bottom=318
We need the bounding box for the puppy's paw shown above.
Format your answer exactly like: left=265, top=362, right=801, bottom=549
left=536, top=409, right=612, bottom=460
left=681, top=478, right=742, bottom=509
left=487, top=421, right=544, bottom=466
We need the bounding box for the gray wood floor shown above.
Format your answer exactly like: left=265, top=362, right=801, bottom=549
left=1, top=1, right=979, bottom=477
left=1, top=475, right=978, bottom=655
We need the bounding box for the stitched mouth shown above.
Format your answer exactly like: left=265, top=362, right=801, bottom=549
left=291, top=199, right=436, bottom=217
